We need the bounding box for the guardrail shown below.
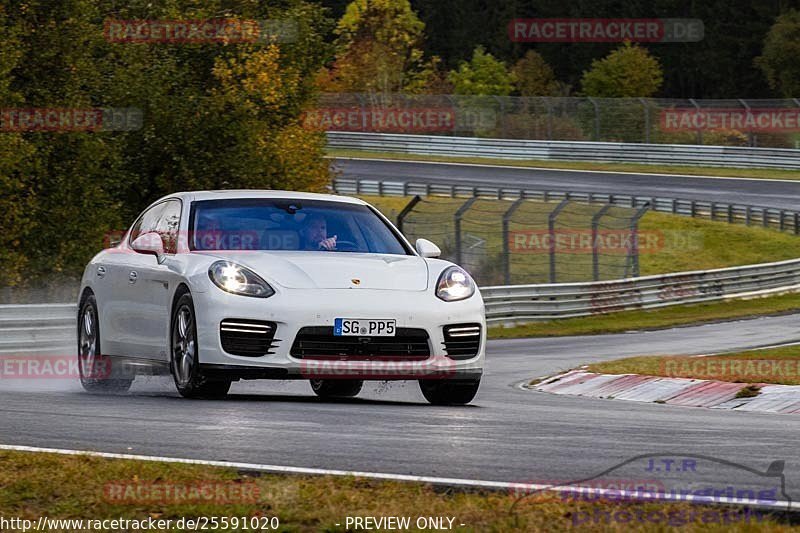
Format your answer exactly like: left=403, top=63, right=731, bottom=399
left=481, top=259, right=800, bottom=324
left=333, top=177, right=800, bottom=234
left=327, top=132, right=800, bottom=170
left=0, top=304, right=75, bottom=354
left=4, top=256, right=800, bottom=350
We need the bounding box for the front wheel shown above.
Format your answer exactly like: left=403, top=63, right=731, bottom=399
left=77, top=294, right=133, bottom=394
left=419, top=379, right=480, bottom=405
left=309, top=379, right=363, bottom=399
left=171, top=293, right=231, bottom=399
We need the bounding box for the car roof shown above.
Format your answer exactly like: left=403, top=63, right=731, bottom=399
left=160, top=190, right=366, bottom=205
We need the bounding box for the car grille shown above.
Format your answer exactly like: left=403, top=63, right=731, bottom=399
left=290, top=326, right=430, bottom=360
left=220, top=319, right=279, bottom=357
left=443, top=324, right=482, bottom=359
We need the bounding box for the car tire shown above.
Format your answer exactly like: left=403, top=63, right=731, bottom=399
left=171, top=293, right=231, bottom=400
left=77, top=294, right=133, bottom=394
left=309, top=379, right=363, bottom=399
left=419, top=378, right=480, bottom=405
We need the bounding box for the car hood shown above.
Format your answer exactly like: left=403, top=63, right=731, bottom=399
left=196, top=251, right=429, bottom=291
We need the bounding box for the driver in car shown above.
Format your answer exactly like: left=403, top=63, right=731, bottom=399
left=299, top=214, right=337, bottom=251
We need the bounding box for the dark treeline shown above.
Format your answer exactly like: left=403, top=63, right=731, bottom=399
left=323, top=0, right=800, bottom=98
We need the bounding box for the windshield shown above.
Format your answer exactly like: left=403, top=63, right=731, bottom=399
left=190, top=198, right=409, bottom=255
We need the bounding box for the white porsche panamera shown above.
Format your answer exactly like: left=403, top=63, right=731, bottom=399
left=78, top=190, right=485, bottom=404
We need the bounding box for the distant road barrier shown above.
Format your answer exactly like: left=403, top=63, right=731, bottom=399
left=0, top=304, right=75, bottom=354
left=480, top=259, right=800, bottom=324
left=327, top=131, right=800, bottom=170
left=333, top=177, right=800, bottom=235
left=4, top=256, right=799, bottom=350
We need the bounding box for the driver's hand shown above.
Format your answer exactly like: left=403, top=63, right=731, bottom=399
left=318, top=235, right=337, bottom=251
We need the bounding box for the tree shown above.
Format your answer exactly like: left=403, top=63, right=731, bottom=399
left=0, top=0, right=332, bottom=285
left=448, top=46, right=514, bottom=96
left=580, top=42, right=663, bottom=97
left=0, top=9, right=35, bottom=287
left=413, top=0, right=782, bottom=98
left=756, top=9, right=800, bottom=98
left=511, top=50, right=561, bottom=96
left=320, top=0, right=432, bottom=96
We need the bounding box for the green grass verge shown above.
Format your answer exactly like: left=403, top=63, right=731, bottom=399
left=330, top=148, right=800, bottom=182
left=0, top=450, right=792, bottom=532
left=488, top=292, right=800, bottom=339
left=586, top=345, right=800, bottom=386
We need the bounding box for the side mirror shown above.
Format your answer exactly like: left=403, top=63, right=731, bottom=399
left=415, top=238, right=441, bottom=258
left=131, top=232, right=164, bottom=259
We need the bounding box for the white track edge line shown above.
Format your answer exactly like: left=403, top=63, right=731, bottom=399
left=326, top=156, right=800, bottom=184
left=0, top=444, right=792, bottom=511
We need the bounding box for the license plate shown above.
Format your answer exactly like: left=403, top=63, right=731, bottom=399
left=334, top=318, right=396, bottom=337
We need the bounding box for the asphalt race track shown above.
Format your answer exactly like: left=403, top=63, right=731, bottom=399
left=334, top=157, right=800, bottom=210
left=1, top=314, right=799, bottom=500
left=2, top=160, right=800, bottom=505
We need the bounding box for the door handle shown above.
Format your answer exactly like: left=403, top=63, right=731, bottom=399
left=96, top=266, right=106, bottom=278
left=129, top=271, right=138, bottom=284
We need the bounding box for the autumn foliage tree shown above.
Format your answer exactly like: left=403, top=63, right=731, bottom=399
left=447, top=46, right=514, bottom=96
left=756, top=9, right=800, bottom=98
left=580, top=42, right=663, bottom=97
left=319, top=0, right=440, bottom=97
left=511, top=50, right=562, bottom=97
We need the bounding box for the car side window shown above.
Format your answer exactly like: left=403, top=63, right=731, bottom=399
left=155, top=200, right=182, bottom=254
left=128, top=203, right=166, bottom=245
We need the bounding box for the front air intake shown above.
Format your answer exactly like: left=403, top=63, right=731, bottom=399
left=443, top=324, right=482, bottom=359
left=220, top=319, right=279, bottom=357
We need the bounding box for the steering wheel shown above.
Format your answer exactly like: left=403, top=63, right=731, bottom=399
left=333, top=240, right=359, bottom=252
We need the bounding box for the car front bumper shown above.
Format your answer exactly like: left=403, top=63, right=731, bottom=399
left=192, top=287, right=486, bottom=381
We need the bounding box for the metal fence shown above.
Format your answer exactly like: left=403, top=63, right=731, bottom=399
left=327, top=131, right=800, bottom=170
left=314, top=94, right=800, bottom=148
left=393, top=195, right=649, bottom=285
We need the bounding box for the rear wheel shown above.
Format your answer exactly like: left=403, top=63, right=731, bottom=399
left=309, top=379, right=363, bottom=399
left=419, top=379, right=480, bottom=405
left=171, top=293, right=231, bottom=399
left=77, top=294, right=133, bottom=394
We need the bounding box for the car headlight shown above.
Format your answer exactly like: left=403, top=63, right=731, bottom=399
left=208, top=261, right=274, bottom=298
left=436, top=266, right=475, bottom=302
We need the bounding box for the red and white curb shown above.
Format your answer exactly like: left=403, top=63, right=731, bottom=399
left=530, top=370, right=800, bottom=414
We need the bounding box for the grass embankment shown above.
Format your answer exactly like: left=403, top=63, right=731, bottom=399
left=0, top=450, right=792, bottom=532
left=586, top=345, right=800, bottom=386
left=331, top=149, right=800, bottom=182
